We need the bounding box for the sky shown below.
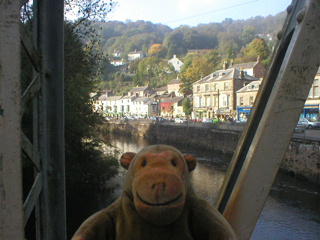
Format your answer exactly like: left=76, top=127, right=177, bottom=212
left=106, top=0, right=292, bottom=29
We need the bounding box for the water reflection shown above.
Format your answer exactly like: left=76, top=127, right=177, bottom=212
left=104, top=134, right=320, bottom=239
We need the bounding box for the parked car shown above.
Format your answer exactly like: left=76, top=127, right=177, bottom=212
left=299, top=118, right=320, bottom=129
left=202, top=119, right=213, bottom=123
left=175, top=118, right=187, bottom=124
left=294, top=121, right=306, bottom=132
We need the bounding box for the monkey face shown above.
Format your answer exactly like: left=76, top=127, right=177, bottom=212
left=120, top=145, right=196, bottom=225
left=132, top=151, right=186, bottom=225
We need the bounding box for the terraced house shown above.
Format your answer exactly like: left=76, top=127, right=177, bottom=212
left=193, top=67, right=259, bottom=120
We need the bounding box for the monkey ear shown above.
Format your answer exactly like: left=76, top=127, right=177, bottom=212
left=183, top=154, right=196, bottom=172
left=120, top=152, right=136, bottom=169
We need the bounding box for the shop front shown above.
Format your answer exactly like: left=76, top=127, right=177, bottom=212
left=300, top=104, right=319, bottom=119
left=237, top=107, right=252, bottom=122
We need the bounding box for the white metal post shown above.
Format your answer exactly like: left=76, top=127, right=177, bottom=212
left=0, top=1, right=24, bottom=239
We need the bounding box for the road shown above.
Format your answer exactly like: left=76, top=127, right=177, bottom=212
left=292, top=129, right=320, bottom=140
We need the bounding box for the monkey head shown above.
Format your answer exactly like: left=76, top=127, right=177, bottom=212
left=120, top=145, right=196, bottom=225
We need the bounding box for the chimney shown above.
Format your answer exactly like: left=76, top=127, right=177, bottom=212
left=257, top=55, right=261, bottom=63
left=240, top=68, right=245, bottom=79
left=230, top=59, right=234, bottom=67
left=223, top=61, right=228, bottom=70
left=173, top=54, right=176, bottom=58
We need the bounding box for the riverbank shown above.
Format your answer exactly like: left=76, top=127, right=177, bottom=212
left=105, top=121, right=320, bottom=184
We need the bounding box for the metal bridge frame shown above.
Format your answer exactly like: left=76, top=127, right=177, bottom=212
left=1, top=0, right=320, bottom=240
left=215, top=0, right=320, bottom=239
left=0, top=0, right=65, bottom=239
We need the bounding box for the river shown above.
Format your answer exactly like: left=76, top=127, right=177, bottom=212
left=69, top=134, right=320, bottom=239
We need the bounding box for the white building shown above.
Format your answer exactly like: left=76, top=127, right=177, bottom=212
left=93, top=94, right=158, bottom=118
left=110, top=59, right=126, bottom=66
left=168, top=55, right=183, bottom=72
left=128, top=50, right=144, bottom=61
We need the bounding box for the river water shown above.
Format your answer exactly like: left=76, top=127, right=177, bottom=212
left=99, top=134, right=320, bottom=240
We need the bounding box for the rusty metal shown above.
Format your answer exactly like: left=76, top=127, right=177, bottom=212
left=215, top=0, right=320, bottom=239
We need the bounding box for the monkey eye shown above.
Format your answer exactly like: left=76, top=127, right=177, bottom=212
left=171, top=160, right=177, bottom=167
left=141, top=160, right=147, bottom=167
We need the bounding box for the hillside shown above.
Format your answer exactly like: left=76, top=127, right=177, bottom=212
left=93, top=11, right=287, bottom=94
left=95, top=11, right=286, bottom=59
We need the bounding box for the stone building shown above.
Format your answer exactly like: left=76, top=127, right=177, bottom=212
left=236, top=80, right=262, bottom=121
left=167, top=77, right=183, bottom=97
left=193, top=68, right=259, bottom=120
left=228, top=56, right=266, bottom=79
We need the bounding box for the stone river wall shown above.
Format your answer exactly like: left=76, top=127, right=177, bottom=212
left=106, top=122, right=320, bottom=184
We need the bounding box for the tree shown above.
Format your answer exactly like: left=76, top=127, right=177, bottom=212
left=148, top=43, right=165, bottom=58
left=182, top=98, right=193, bottom=117
left=180, top=57, right=213, bottom=94
left=241, top=26, right=256, bottom=45
left=242, top=38, right=270, bottom=62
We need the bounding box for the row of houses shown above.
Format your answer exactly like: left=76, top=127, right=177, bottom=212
left=94, top=56, right=320, bottom=121
left=93, top=78, right=185, bottom=118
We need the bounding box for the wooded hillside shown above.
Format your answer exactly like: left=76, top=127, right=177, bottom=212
left=93, top=12, right=287, bottom=94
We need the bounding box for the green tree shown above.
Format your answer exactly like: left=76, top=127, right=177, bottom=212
left=241, top=26, right=256, bottom=45
left=182, top=98, right=193, bottom=117
left=63, top=22, right=118, bottom=184
left=180, top=57, right=213, bottom=94
left=242, top=38, right=270, bottom=62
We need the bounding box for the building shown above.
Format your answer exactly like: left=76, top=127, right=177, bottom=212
left=128, top=50, right=144, bottom=61
left=168, top=55, right=184, bottom=72
left=236, top=80, right=262, bottom=121
left=167, top=77, right=183, bottom=97
left=112, top=50, right=122, bottom=58
left=93, top=95, right=122, bottom=116
left=154, top=86, right=167, bottom=96
left=235, top=67, right=320, bottom=121
left=132, top=97, right=158, bottom=117
left=159, top=96, right=184, bottom=117
left=302, top=67, right=320, bottom=119
left=228, top=56, right=266, bottom=79
left=128, top=85, right=153, bottom=97
left=110, top=59, right=126, bottom=66
left=192, top=68, right=259, bottom=120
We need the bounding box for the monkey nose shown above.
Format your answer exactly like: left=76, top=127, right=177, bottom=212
left=152, top=182, right=167, bottom=200
left=152, top=182, right=166, bottom=190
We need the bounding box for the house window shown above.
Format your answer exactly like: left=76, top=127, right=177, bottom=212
left=240, top=97, right=244, bottom=106
left=205, top=97, right=210, bottom=106
left=197, top=85, right=200, bottom=92
left=195, top=97, right=199, bottom=107
left=314, top=79, right=319, bottom=98
left=214, top=83, right=218, bottom=91
left=249, top=96, right=254, bottom=105
left=224, top=82, right=228, bottom=90
left=214, top=96, right=218, bottom=107
left=222, top=96, right=227, bottom=107
left=248, top=85, right=252, bottom=90
left=205, top=84, right=209, bottom=92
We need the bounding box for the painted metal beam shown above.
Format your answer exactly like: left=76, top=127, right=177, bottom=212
left=37, top=0, right=66, bottom=238
left=215, top=1, right=320, bottom=239
left=0, top=1, right=25, bottom=239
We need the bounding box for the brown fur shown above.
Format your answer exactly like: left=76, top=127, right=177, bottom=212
left=72, top=145, right=237, bottom=240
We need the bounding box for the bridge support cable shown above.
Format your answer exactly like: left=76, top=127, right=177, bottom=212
left=215, top=0, right=320, bottom=239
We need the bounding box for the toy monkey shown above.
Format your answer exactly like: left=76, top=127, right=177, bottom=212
left=72, top=144, right=237, bottom=240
